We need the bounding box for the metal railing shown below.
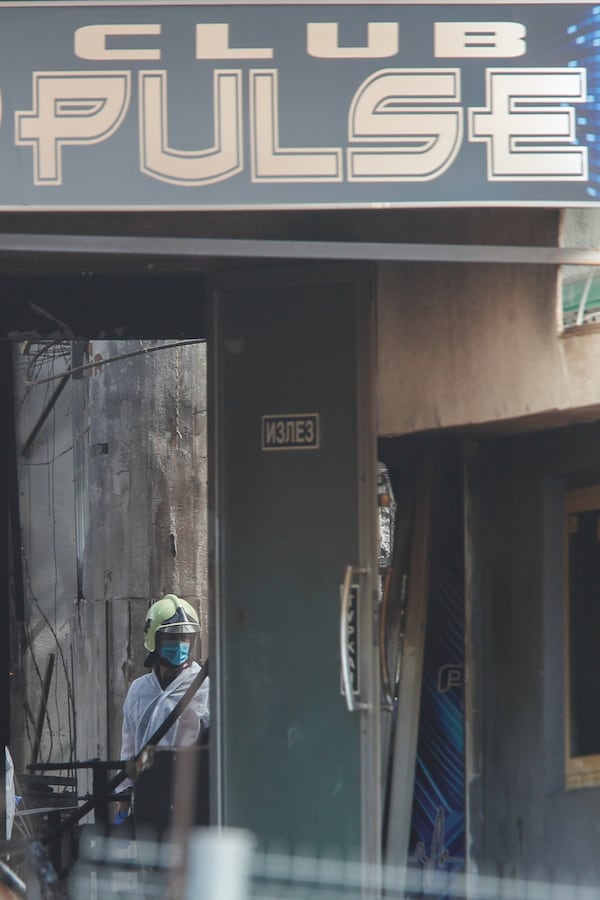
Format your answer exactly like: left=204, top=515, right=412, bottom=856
left=68, top=829, right=600, bottom=900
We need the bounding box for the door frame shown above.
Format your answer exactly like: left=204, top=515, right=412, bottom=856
left=207, top=261, right=381, bottom=865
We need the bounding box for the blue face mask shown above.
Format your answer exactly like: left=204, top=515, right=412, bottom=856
left=158, top=641, right=190, bottom=667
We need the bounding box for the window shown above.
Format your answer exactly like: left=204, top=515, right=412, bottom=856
left=561, top=266, right=600, bottom=331
left=565, top=485, right=600, bottom=788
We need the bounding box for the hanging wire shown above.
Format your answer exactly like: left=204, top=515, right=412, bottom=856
left=24, top=339, right=204, bottom=387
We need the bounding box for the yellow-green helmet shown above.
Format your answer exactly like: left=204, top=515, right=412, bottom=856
left=143, top=594, right=200, bottom=653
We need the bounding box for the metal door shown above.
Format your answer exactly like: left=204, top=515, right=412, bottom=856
left=208, top=263, right=379, bottom=861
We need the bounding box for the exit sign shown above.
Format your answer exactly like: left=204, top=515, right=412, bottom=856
left=261, top=414, right=320, bottom=451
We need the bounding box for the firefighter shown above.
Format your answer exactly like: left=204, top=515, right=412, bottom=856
left=114, top=594, right=209, bottom=824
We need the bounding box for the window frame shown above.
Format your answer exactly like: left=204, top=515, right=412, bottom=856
left=564, top=484, right=600, bottom=789
left=560, top=265, right=600, bottom=334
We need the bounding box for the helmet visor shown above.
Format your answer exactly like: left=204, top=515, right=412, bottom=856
left=157, top=622, right=199, bottom=636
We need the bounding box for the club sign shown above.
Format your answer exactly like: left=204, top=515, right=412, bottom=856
left=1, top=3, right=600, bottom=208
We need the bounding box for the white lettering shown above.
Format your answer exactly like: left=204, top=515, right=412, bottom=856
left=139, top=69, right=243, bottom=185
left=435, top=22, right=526, bottom=58
left=265, top=421, right=277, bottom=444
left=196, top=24, right=273, bottom=60
left=307, top=22, right=399, bottom=59
left=469, top=68, right=588, bottom=180
left=15, top=72, right=130, bottom=185
left=347, top=69, right=462, bottom=181
left=263, top=416, right=319, bottom=448
left=250, top=69, right=342, bottom=182
left=74, top=24, right=161, bottom=61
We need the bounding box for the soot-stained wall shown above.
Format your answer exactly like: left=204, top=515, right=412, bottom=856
left=467, top=424, right=600, bottom=885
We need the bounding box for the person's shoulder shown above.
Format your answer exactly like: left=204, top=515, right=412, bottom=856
left=191, top=660, right=209, bottom=682
left=131, top=669, right=154, bottom=684
left=178, top=660, right=209, bottom=688
left=184, top=659, right=205, bottom=675
left=125, top=670, right=155, bottom=697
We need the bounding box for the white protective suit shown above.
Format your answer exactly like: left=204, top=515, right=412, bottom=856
left=118, top=661, right=209, bottom=792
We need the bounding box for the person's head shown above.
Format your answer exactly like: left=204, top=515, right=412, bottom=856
left=143, top=594, right=201, bottom=670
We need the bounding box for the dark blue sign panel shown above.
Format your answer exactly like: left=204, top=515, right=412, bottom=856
left=2, top=3, right=600, bottom=208
left=408, top=458, right=465, bottom=896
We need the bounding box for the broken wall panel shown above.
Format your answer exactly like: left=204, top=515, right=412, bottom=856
left=11, top=335, right=208, bottom=786
left=12, top=342, right=78, bottom=774
left=82, top=340, right=208, bottom=761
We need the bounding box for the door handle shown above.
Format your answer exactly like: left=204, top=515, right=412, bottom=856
left=340, top=564, right=368, bottom=712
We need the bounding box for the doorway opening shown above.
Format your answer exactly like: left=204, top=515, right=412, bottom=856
left=2, top=271, right=210, bottom=882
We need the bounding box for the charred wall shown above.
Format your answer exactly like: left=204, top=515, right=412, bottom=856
left=466, top=424, right=600, bottom=884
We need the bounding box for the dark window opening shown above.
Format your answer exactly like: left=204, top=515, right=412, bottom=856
left=565, top=485, right=600, bottom=787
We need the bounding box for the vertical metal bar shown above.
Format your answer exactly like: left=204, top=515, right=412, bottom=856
left=208, top=287, right=224, bottom=829
left=71, top=342, right=87, bottom=602
left=463, top=443, right=480, bottom=889
left=0, top=343, right=13, bottom=833
left=46, top=810, right=62, bottom=877
left=4, top=343, right=24, bottom=625
left=183, top=829, right=254, bottom=900
left=92, top=760, right=109, bottom=836
left=356, top=269, right=381, bottom=884
left=383, top=449, right=434, bottom=874
left=105, top=599, right=112, bottom=762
